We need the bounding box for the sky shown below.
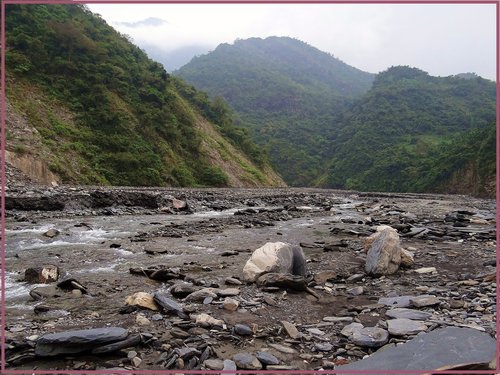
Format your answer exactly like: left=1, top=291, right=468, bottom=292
left=87, top=3, right=496, bottom=80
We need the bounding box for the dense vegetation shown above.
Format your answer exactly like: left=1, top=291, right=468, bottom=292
left=319, top=66, right=496, bottom=195
left=177, top=40, right=495, bottom=196
left=176, top=37, right=375, bottom=186
left=5, top=4, right=279, bottom=187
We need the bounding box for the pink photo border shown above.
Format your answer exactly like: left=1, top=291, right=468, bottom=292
left=1, top=0, right=498, bottom=373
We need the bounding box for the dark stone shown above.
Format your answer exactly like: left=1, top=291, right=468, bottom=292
left=175, top=347, right=201, bottom=360
left=170, top=282, right=197, bottom=298
left=232, top=353, right=262, bottom=370
left=57, top=278, right=87, bottom=294
left=35, top=327, right=129, bottom=356
left=234, top=324, right=253, bottom=336
left=92, top=334, right=142, bottom=354
left=256, top=351, right=280, bottom=365
left=25, top=266, right=59, bottom=284
left=153, top=292, right=188, bottom=319
left=337, top=327, right=496, bottom=373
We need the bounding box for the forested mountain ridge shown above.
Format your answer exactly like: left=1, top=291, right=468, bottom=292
left=4, top=4, right=284, bottom=188
left=319, top=66, right=496, bottom=196
left=176, top=36, right=375, bottom=186
left=177, top=39, right=495, bottom=197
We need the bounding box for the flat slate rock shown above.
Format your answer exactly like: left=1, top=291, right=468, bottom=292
left=351, top=327, right=389, bottom=348
left=256, top=351, right=280, bottom=365
left=378, top=295, right=413, bottom=308
left=232, top=353, right=262, bottom=370
left=387, top=318, right=427, bottom=336
left=337, top=327, right=496, bottom=373
left=35, top=327, right=129, bottom=356
left=410, top=295, right=441, bottom=307
left=386, top=308, right=432, bottom=321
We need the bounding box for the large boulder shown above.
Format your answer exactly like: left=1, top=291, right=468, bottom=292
left=365, top=228, right=402, bottom=276
left=25, top=265, right=59, bottom=284
left=242, top=242, right=306, bottom=282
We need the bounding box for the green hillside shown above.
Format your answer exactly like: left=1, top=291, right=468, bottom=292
left=176, top=36, right=375, bottom=186
left=5, top=4, right=284, bottom=188
left=319, top=66, right=496, bottom=195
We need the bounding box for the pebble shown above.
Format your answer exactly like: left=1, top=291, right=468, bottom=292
left=414, top=267, right=437, bottom=274
left=323, top=316, right=353, bottom=323
left=347, top=286, right=364, bottom=295
left=232, top=353, right=262, bottom=370
left=281, top=321, right=301, bottom=339
left=223, top=359, right=237, bottom=371
left=269, top=343, right=297, bottom=354
left=135, top=314, right=151, bottom=326
left=204, top=359, right=224, bottom=370
left=351, top=327, right=389, bottom=348
left=256, top=351, right=280, bottom=365
left=340, top=322, right=364, bottom=337
left=315, top=343, right=333, bottom=352
left=385, top=308, right=432, bottom=320
left=234, top=324, right=253, bottom=336
left=410, top=295, right=441, bottom=307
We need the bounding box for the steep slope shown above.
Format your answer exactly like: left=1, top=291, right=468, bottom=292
left=176, top=36, right=375, bottom=186
left=318, top=66, right=496, bottom=195
left=5, top=4, right=284, bottom=188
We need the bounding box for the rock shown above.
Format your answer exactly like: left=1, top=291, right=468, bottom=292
left=57, top=278, right=87, bottom=294
left=223, top=359, right=237, bottom=371
left=35, top=327, right=129, bottom=356
left=385, top=308, right=432, bottom=320
left=234, top=324, right=253, bottom=336
left=351, top=327, right=389, bottom=348
left=175, top=347, right=201, bottom=360
left=131, top=357, right=142, bottom=367
left=256, top=351, right=280, bottom=365
left=414, top=267, right=437, bottom=274
left=172, top=198, right=188, bottom=210
left=410, top=295, right=441, bottom=308
left=71, top=289, right=83, bottom=298
left=365, top=228, right=402, bottom=276
left=449, top=300, right=465, bottom=309
left=170, top=282, right=197, bottom=298
left=184, top=288, right=218, bottom=302
left=400, top=249, right=415, bottom=267
left=195, top=313, right=225, bottom=328
left=363, top=225, right=395, bottom=251
left=125, top=292, right=158, bottom=311
left=135, top=313, right=151, bottom=326
left=281, top=320, right=301, bottom=339
left=223, top=297, right=239, bottom=311
left=225, top=277, right=243, bottom=285
left=233, top=353, right=262, bottom=370
left=341, top=322, right=364, bottom=337
left=204, top=359, right=224, bottom=370
left=346, top=274, right=365, bottom=282
left=337, top=327, right=496, bottom=373
left=130, top=266, right=185, bottom=281
left=387, top=318, right=427, bottom=336
left=25, top=265, right=59, bottom=284
left=323, top=316, right=353, bottom=323
left=92, top=334, right=142, bottom=354
left=268, top=343, right=297, bottom=354
left=347, top=286, right=364, bottom=295
left=170, top=327, right=190, bottom=338
left=153, top=292, right=188, bottom=319
left=314, top=270, right=337, bottom=284
left=242, top=242, right=307, bottom=282
left=306, top=328, right=325, bottom=336
left=217, top=288, right=240, bottom=297
left=378, top=295, right=413, bottom=308
left=43, top=228, right=60, bottom=238
left=256, top=273, right=309, bottom=292
left=315, top=343, right=333, bottom=352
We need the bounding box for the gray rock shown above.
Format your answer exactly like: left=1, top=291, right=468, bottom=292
left=340, top=322, right=364, bottom=337
left=234, top=324, right=253, bottom=336
left=204, top=359, right=224, bottom=370
left=183, top=288, right=218, bottom=302
left=153, top=292, right=188, bottom=319
left=175, top=347, right=201, bottom=360
left=315, top=342, right=333, bottom=352
left=378, top=295, right=413, bottom=308
left=351, top=327, right=389, bottom=348
left=92, top=334, right=141, bottom=354
left=170, top=282, right=197, bottom=298
left=217, top=288, right=240, bottom=297
left=43, top=228, right=60, bottom=238
left=347, top=286, right=364, bottom=295
left=387, top=318, right=427, bottom=336
left=323, top=316, right=353, bottom=323
left=269, top=343, right=297, bottom=354
left=35, top=327, right=129, bottom=356
left=337, top=327, right=496, bottom=373
left=232, top=353, right=262, bottom=370
left=223, top=359, right=237, bottom=371
left=256, top=351, right=280, bottom=365
left=410, top=295, right=441, bottom=307
left=365, top=228, right=402, bottom=276
left=386, top=308, right=432, bottom=320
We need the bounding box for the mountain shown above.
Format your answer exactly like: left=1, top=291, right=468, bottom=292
left=317, top=66, right=496, bottom=196
left=139, top=43, right=211, bottom=72
left=176, top=37, right=495, bottom=196
left=4, top=4, right=284, bottom=188
left=176, top=36, right=375, bottom=186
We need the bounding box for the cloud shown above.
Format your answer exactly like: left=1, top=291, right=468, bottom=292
left=115, top=17, right=168, bottom=28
